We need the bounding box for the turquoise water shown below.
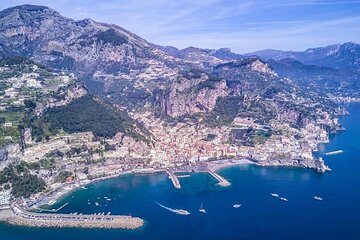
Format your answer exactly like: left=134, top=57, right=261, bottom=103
left=1, top=104, right=359, bottom=240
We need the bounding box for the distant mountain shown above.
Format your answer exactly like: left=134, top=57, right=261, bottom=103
left=0, top=4, right=352, bottom=177
left=246, top=42, right=360, bottom=72
left=268, top=58, right=360, bottom=98
left=0, top=4, right=350, bottom=132
left=154, top=45, right=242, bottom=64
left=244, top=49, right=285, bottom=60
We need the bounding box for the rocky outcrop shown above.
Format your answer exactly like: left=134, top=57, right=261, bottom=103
left=159, top=78, right=228, bottom=117
left=255, top=157, right=331, bottom=173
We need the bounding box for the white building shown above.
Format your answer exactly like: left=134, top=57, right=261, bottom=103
left=0, top=190, right=10, bottom=206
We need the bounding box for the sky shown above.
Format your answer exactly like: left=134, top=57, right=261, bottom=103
left=0, top=0, right=360, bottom=53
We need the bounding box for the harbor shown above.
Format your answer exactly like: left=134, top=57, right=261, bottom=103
left=0, top=204, right=144, bottom=229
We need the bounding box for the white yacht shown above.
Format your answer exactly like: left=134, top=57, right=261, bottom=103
left=177, top=209, right=191, bottom=215
left=280, top=197, right=288, bottom=202
left=313, top=196, right=323, bottom=201
left=271, top=193, right=279, bottom=198
left=233, top=204, right=241, bottom=208
left=199, top=203, right=206, bottom=213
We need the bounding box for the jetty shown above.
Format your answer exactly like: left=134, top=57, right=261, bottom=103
left=166, top=169, right=181, bottom=189
left=207, top=170, right=231, bottom=187
left=32, top=203, right=69, bottom=213
left=0, top=205, right=144, bottom=229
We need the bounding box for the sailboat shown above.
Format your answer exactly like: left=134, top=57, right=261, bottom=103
left=199, top=203, right=206, bottom=213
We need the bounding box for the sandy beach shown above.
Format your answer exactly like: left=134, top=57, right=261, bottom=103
left=207, top=159, right=255, bottom=172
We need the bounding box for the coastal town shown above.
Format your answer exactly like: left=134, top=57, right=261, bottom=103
left=0, top=58, right=343, bottom=229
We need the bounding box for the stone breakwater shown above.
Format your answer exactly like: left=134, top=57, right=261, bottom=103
left=0, top=209, right=144, bottom=229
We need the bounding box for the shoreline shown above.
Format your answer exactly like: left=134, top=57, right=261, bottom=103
left=207, top=159, right=255, bottom=172
left=33, top=157, right=324, bottom=210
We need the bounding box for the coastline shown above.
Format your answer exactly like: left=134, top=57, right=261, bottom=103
left=207, top=159, right=255, bottom=172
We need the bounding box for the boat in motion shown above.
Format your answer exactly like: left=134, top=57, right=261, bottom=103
left=280, top=197, right=288, bottom=202
left=155, top=201, right=190, bottom=215
left=199, top=203, right=206, bottom=213
left=313, top=196, right=323, bottom=201
left=271, top=193, right=279, bottom=198
left=233, top=204, right=241, bottom=208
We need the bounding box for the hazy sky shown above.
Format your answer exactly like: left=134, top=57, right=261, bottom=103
left=1, top=0, right=360, bottom=53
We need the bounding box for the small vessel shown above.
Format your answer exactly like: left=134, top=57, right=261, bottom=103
left=155, top=201, right=190, bottom=215
left=271, top=193, right=279, bottom=198
left=177, top=209, right=191, bottom=215
left=325, top=150, right=343, bottom=155
left=313, top=196, right=323, bottom=201
left=95, top=202, right=99, bottom=206
left=233, top=204, right=241, bottom=208
left=199, top=203, right=206, bottom=213
left=280, top=197, right=288, bottom=202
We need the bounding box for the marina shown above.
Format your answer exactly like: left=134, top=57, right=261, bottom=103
left=0, top=204, right=144, bottom=229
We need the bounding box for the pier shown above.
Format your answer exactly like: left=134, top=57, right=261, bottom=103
left=207, top=170, right=231, bottom=187
left=1, top=205, right=144, bottom=229
left=166, top=169, right=181, bottom=189
left=33, top=203, right=69, bottom=213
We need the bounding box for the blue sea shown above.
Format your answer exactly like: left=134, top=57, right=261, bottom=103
left=1, top=104, right=359, bottom=240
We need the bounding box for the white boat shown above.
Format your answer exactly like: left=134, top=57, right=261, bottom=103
left=280, top=197, right=288, bottom=202
left=95, top=202, right=99, bottom=206
left=199, top=203, right=206, bottom=213
left=47, top=199, right=56, bottom=205
left=325, top=150, right=343, bottom=156
left=271, top=193, right=279, bottom=198
left=177, top=209, right=191, bottom=215
left=233, top=204, right=241, bottom=208
left=155, top=202, right=190, bottom=215
left=313, top=196, right=323, bottom=201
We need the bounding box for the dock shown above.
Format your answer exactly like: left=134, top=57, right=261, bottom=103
left=166, top=170, right=181, bottom=189
left=33, top=203, right=69, bottom=213
left=2, top=205, right=144, bottom=229
left=207, top=170, right=231, bottom=187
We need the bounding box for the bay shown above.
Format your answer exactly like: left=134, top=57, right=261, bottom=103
left=1, top=104, right=359, bottom=240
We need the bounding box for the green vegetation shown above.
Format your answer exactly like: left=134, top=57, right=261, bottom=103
left=204, top=133, right=217, bottom=141
left=95, top=29, right=128, bottom=46
left=229, top=128, right=272, bottom=146
left=0, top=162, right=46, bottom=198
left=55, top=171, right=73, bottom=183
left=205, top=96, right=243, bottom=127
left=0, top=112, right=24, bottom=146
left=32, top=95, right=144, bottom=140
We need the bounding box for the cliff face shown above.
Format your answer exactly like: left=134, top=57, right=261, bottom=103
left=158, top=75, right=228, bottom=117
